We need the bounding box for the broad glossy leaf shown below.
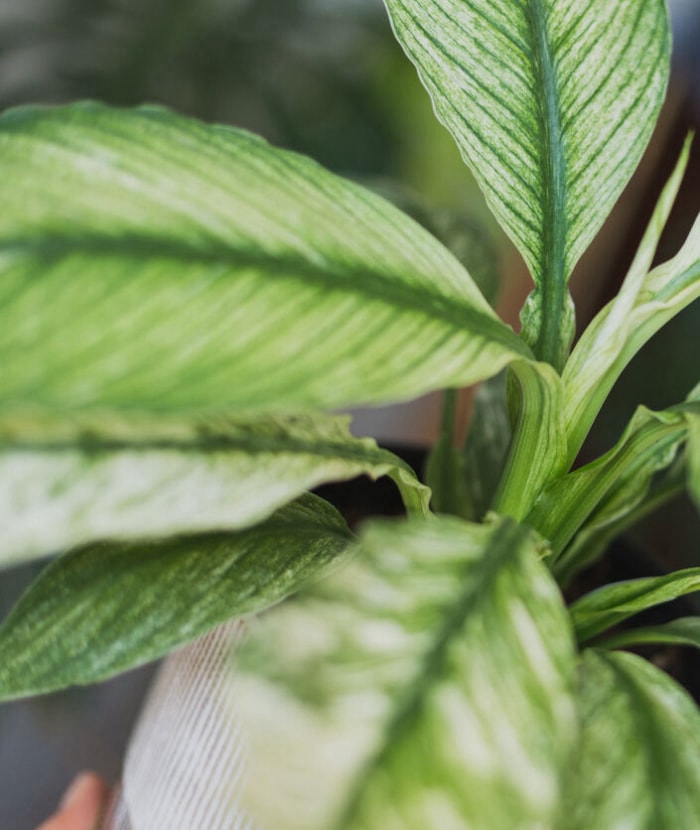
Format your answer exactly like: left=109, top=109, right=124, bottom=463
left=564, top=140, right=700, bottom=462
left=560, top=649, right=700, bottom=829
left=570, top=567, right=700, bottom=644
left=526, top=403, right=697, bottom=571
left=0, top=494, right=351, bottom=700
left=383, top=0, right=670, bottom=367
left=0, top=410, right=428, bottom=568
left=0, top=103, right=529, bottom=417
left=597, top=616, right=700, bottom=652
left=234, top=515, right=576, bottom=830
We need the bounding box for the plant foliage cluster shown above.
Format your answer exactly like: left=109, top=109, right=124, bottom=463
left=1, top=0, right=699, bottom=826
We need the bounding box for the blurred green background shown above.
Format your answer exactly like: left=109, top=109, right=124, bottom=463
left=0, top=0, right=698, bottom=825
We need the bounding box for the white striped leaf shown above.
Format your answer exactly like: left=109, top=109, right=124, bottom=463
left=0, top=410, right=428, bottom=568
left=563, top=139, right=700, bottom=463
left=561, top=650, right=700, bottom=829
left=526, top=401, right=699, bottom=578
left=492, top=359, right=566, bottom=520
left=0, top=494, right=352, bottom=699
left=235, top=515, right=577, bottom=830
left=0, top=103, right=528, bottom=418
left=383, top=0, right=670, bottom=368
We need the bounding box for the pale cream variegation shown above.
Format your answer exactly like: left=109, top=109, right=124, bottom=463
left=0, top=103, right=527, bottom=418
left=0, top=410, right=428, bottom=567
left=235, top=516, right=577, bottom=830
left=382, top=0, right=670, bottom=368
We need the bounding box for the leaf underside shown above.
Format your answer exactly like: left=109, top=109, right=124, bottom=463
left=0, top=493, right=352, bottom=700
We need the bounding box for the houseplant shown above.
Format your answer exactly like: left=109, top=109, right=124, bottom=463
left=0, top=0, right=699, bottom=825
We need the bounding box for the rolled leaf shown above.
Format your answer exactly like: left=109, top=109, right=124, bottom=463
left=493, top=359, right=566, bottom=520
left=0, top=493, right=352, bottom=700
left=0, top=103, right=528, bottom=417
left=0, top=410, right=429, bottom=568
left=383, top=0, right=670, bottom=367
left=570, top=567, right=700, bottom=644
left=560, top=649, right=700, bottom=829
left=235, top=515, right=576, bottom=830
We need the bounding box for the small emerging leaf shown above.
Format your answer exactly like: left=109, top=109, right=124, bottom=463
left=0, top=494, right=352, bottom=700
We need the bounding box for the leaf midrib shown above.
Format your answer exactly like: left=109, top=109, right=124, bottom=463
left=334, top=519, right=526, bottom=828
left=0, top=232, right=529, bottom=355
left=0, top=432, right=411, bottom=472
left=525, top=0, right=567, bottom=367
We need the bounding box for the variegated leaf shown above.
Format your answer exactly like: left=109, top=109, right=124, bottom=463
left=0, top=410, right=428, bottom=568
left=0, top=494, right=352, bottom=699
left=234, top=515, right=576, bottom=830
left=383, top=0, right=670, bottom=367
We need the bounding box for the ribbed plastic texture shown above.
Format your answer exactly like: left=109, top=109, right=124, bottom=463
left=102, top=621, right=254, bottom=830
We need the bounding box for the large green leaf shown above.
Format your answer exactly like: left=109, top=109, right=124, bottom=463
left=0, top=493, right=352, bottom=700
left=563, top=140, right=700, bottom=462
left=560, top=649, right=700, bottom=829
left=383, top=0, right=669, bottom=367
left=234, top=515, right=576, bottom=830
left=0, top=410, right=428, bottom=568
left=570, top=567, right=700, bottom=644
left=0, top=103, right=529, bottom=417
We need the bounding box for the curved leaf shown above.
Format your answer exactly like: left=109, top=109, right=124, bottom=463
left=0, top=103, right=528, bottom=417
left=0, top=493, right=352, bottom=700
left=235, top=515, right=576, bottom=830
left=561, top=649, right=700, bottom=829
left=526, top=403, right=697, bottom=571
left=0, top=410, right=428, bottom=568
left=570, top=567, right=700, bottom=644
left=597, top=616, right=700, bottom=652
left=493, top=359, right=566, bottom=520
left=564, top=140, right=700, bottom=462
left=383, top=0, right=670, bottom=367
